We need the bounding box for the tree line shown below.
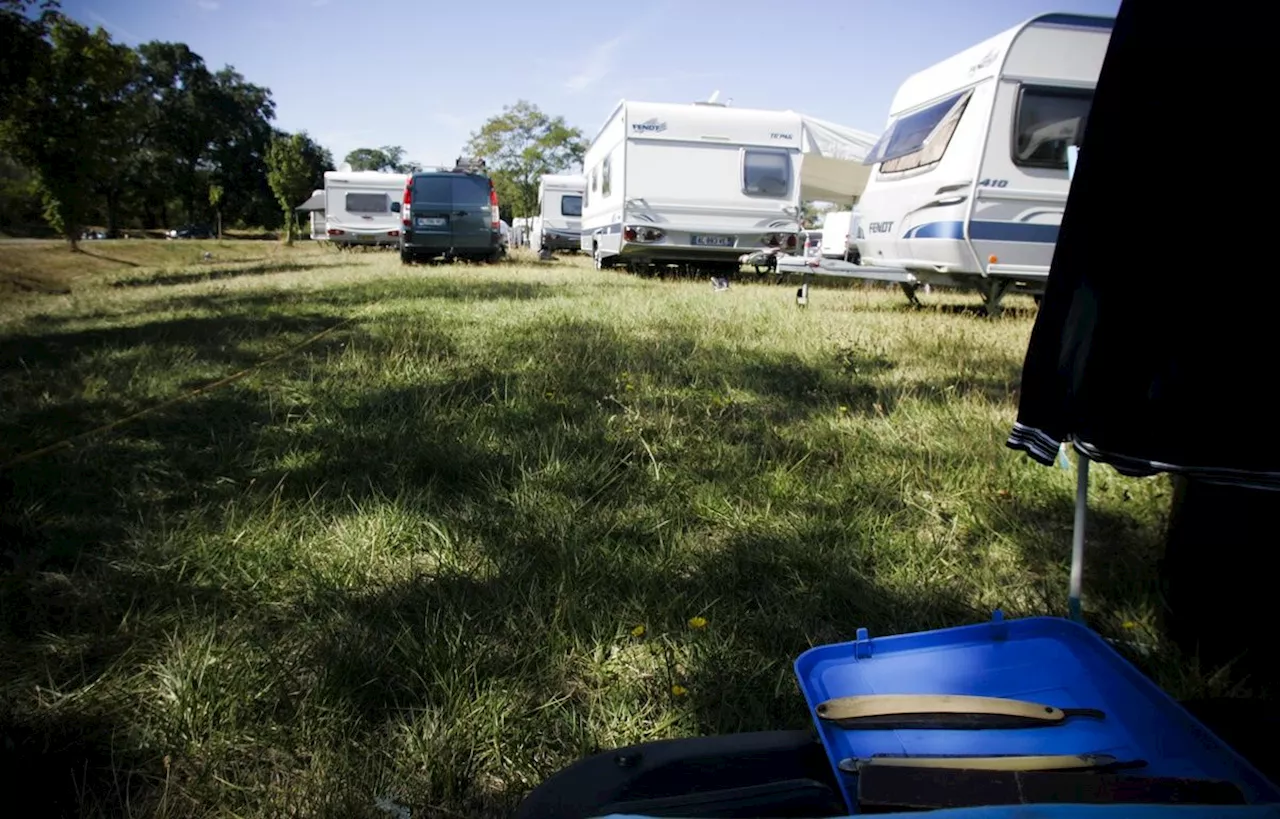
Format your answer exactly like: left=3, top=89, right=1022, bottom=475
left=0, top=0, right=331, bottom=246
left=1, top=1, right=590, bottom=247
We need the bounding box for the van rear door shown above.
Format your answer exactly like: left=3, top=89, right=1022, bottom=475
left=409, top=175, right=452, bottom=252
left=450, top=175, right=492, bottom=251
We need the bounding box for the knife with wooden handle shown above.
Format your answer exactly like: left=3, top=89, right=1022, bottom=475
left=815, top=694, right=1106, bottom=729
left=838, top=754, right=1146, bottom=773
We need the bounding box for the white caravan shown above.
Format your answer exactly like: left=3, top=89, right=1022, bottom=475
left=534, top=174, right=585, bottom=253
left=850, top=12, right=1113, bottom=312
left=323, top=170, right=408, bottom=247
left=580, top=100, right=807, bottom=274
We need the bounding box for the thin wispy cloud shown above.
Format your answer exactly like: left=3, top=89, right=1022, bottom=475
left=565, top=37, right=622, bottom=93
left=85, top=9, right=139, bottom=41
left=196, top=0, right=220, bottom=10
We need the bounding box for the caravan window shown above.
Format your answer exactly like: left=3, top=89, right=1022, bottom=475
left=743, top=148, right=792, bottom=197
left=345, top=192, right=388, bottom=213
left=1014, top=86, right=1092, bottom=170
left=602, top=155, right=612, bottom=197
left=561, top=195, right=582, bottom=217
left=864, top=90, right=971, bottom=173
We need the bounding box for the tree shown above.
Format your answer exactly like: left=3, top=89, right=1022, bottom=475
left=205, top=66, right=276, bottom=230
left=344, top=145, right=417, bottom=173
left=0, top=1, right=59, bottom=115
left=465, top=100, right=586, bottom=219
left=267, top=132, right=324, bottom=246
left=0, top=14, right=141, bottom=247
left=208, top=182, right=223, bottom=239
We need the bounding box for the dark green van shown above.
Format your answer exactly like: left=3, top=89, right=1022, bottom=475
left=399, top=159, right=503, bottom=264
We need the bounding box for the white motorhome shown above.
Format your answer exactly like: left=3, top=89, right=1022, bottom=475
left=851, top=12, right=1113, bottom=312
left=580, top=100, right=808, bottom=274
left=323, top=170, right=409, bottom=247
left=534, top=174, right=585, bottom=253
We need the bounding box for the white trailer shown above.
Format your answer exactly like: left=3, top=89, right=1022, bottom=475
left=323, top=170, right=408, bottom=247
left=803, top=12, right=1113, bottom=313
left=533, top=174, right=584, bottom=254
left=580, top=100, right=815, bottom=275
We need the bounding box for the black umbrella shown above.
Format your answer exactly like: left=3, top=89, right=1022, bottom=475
left=1005, top=0, right=1278, bottom=620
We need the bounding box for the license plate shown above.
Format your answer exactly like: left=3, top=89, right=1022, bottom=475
left=416, top=217, right=445, bottom=227
left=691, top=234, right=735, bottom=247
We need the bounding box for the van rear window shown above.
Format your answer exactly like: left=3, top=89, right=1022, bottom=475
left=561, top=195, right=582, bottom=217
left=865, top=90, right=971, bottom=173
left=345, top=192, right=387, bottom=213
left=743, top=148, right=791, bottom=197
left=452, top=175, right=491, bottom=205
left=1014, top=86, right=1092, bottom=170
left=412, top=176, right=451, bottom=202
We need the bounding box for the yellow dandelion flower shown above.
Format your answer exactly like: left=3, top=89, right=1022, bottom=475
left=838, top=405, right=849, bottom=414
left=630, top=624, right=646, bottom=637
left=687, top=616, right=708, bottom=629
left=1122, top=621, right=1137, bottom=629
left=671, top=684, right=688, bottom=697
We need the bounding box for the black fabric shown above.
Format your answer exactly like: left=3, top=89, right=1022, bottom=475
left=1006, top=0, right=1277, bottom=486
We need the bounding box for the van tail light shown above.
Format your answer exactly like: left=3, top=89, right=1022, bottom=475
left=402, top=183, right=412, bottom=226
left=490, top=184, right=500, bottom=229
left=327, top=228, right=345, bottom=236
left=388, top=230, right=400, bottom=238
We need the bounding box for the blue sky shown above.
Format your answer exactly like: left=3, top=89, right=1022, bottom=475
left=64, top=0, right=1120, bottom=168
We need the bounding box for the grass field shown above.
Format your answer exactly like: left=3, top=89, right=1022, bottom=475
left=0, top=239, right=1231, bottom=817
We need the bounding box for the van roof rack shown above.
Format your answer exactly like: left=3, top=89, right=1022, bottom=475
left=454, top=156, right=487, bottom=173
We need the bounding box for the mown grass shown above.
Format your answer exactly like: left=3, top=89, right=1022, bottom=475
left=0, top=243, right=1235, bottom=817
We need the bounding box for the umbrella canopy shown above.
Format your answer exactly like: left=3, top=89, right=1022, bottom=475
left=1004, top=0, right=1276, bottom=623
left=1005, top=0, right=1277, bottom=490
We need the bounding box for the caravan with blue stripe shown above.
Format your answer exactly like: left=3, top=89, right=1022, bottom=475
left=846, top=12, right=1113, bottom=314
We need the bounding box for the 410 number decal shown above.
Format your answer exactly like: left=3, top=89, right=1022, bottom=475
left=978, top=179, right=1009, bottom=188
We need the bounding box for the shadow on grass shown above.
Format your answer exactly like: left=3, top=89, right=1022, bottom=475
left=111, top=260, right=329, bottom=288
left=77, top=248, right=142, bottom=267
left=929, top=302, right=1040, bottom=320
left=0, top=276, right=1160, bottom=816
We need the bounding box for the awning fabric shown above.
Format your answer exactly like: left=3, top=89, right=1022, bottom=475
left=295, top=191, right=326, bottom=212
left=796, top=115, right=879, bottom=203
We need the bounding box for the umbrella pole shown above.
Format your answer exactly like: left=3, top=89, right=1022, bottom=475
left=1069, top=452, right=1090, bottom=622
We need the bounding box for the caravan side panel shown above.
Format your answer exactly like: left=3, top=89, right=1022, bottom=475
left=854, top=81, right=991, bottom=278
left=968, top=18, right=1112, bottom=277
left=581, top=104, right=627, bottom=257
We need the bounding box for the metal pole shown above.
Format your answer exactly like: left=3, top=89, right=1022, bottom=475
left=1069, top=452, right=1090, bottom=622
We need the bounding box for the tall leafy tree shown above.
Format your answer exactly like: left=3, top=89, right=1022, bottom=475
left=0, top=0, right=59, bottom=115
left=206, top=66, right=277, bottom=228
left=465, top=101, right=586, bottom=218
left=0, top=13, right=141, bottom=247
left=344, top=145, right=417, bottom=173
left=267, top=131, right=326, bottom=246
left=134, top=42, right=220, bottom=224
